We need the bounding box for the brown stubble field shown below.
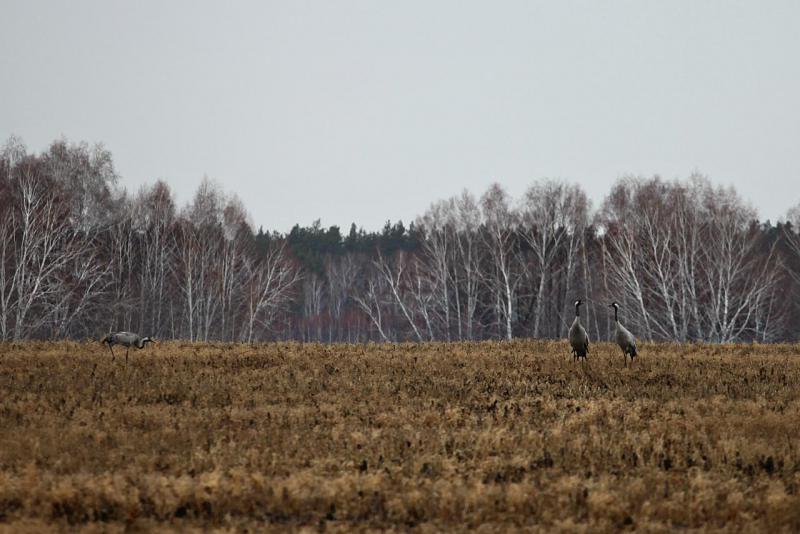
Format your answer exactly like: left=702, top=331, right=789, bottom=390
left=0, top=341, right=799, bottom=532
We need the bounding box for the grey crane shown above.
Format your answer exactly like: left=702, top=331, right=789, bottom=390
left=569, top=299, right=589, bottom=361
left=101, top=331, right=155, bottom=362
left=609, top=302, right=637, bottom=366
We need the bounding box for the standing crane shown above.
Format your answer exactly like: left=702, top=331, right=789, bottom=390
left=101, top=332, right=155, bottom=363
left=609, top=302, right=637, bottom=367
left=569, top=299, right=589, bottom=361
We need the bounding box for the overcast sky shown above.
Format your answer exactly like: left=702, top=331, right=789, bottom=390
left=2, top=1, right=799, bottom=231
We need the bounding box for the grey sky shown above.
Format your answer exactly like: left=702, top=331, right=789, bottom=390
left=2, top=1, right=799, bottom=232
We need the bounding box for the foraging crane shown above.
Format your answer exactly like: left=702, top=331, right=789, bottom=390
left=569, top=299, right=589, bottom=361
left=101, top=332, right=155, bottom=362
left=609, top=302, right=637, bottom=367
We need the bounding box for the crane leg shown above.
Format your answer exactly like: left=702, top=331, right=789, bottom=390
left=109, top=345, right=115, bottom=362
left=126, top=348, right=129, bottom=364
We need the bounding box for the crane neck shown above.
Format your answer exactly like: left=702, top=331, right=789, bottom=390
left=614, top=306, right=619, bottom=322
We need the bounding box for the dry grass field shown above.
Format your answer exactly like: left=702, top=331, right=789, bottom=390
left=1, top=340, right=799, bottom=532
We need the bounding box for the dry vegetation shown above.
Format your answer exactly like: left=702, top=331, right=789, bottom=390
left=1, top=340, right=799, bottom=532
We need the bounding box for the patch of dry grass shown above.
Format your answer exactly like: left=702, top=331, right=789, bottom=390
left=1, top=340, right=799, bottom=532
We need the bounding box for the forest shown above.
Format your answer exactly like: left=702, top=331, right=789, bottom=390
left=1, top=135, right=799, bottom=343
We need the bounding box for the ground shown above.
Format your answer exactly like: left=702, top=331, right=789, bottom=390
left=0, top=340, right=799, bottom=532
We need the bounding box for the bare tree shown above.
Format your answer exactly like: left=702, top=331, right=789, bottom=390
left=219, top=196, right=251, bottom=341
left=0, top=210, right=17, bottom=339
left=480, top=183, right=520, bottom=340
left=784, top=202, right=800, bottom=286
left=48, top=239, right=112, bottom=338
left=43, top=139, right=119, bottom=232
left=519, top=180, right=589, bottom=338
left=174, top=178, right=228, bottom=340
left=372, top=250, right=427, bottom=342
left=242, top=242, right=300, bottom=342
left=4, top=168, right=104, bottom=339
left=600, top=175, right=784, bottom=343
left=417, top=199, right=455, bottom=341
left=325, top=253, right=358, bottom=341
left=352, top=265, right=391, bottom=342
left=452, top=190, right=483, bottom=340
left=700, top=185, right=781, bottom=342
left=302, top=273, right=326, bottom=341
left=599, top=178, right=657, bottom=340
left=107, top=202, right=138, bottom=331
left=132, top=181, right=176, bottom=338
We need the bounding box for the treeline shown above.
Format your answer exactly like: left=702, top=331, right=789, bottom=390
left=2, top=136, right=799, bottom=342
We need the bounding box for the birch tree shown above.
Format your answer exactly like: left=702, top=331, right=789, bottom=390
left=417, top=200, right=452, bottom=340
left=352, top=265, right=391, bottom=342
left=453, top=190, right=483, bottom=340
left=700, top=185, right=781, bottom=342
left=242, top=242, right=300, bottom=342
left=480, top=183, right=519, bottom=340
left=132, top=181, right=176, bottom=338
left=519, top=180, right=588, bottom=337
left=372, top=250, right=428, bottom=342
left=325, top=253, right=358, bottom=341
left=5, top=169, right=102, bottom=339
left=600, top=175, right=784, bottom=343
